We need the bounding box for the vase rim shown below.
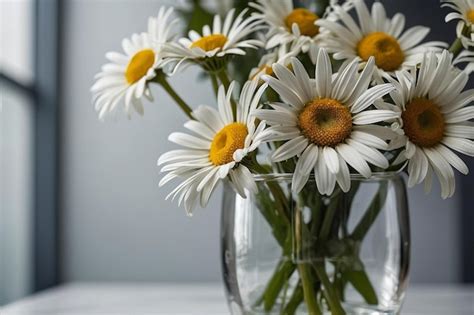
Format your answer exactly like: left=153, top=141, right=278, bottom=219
left=252, top=171, right=403, bottom=182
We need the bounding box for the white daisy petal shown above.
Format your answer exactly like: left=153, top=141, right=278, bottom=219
left=316, top=149, right=337, bottom=195
left=354, top=0, right=374, bottom=34
left=315, top=49, right=332, bottom=98
left=424, top=148, right=455, bottom=199
left=352, top=110, right=400, bottom=125
left=406, top=148, right=428, bottom=187
left=336, top=144, right=372, bottom=178
left=272, top=136, right=308, bottom=162
left=442, top=137, right=474, bottom=156
left=264, top=75, right=305, bottom=108
left=292, top=145, right=318, bottom=193
left=168, top=132, right=210, bottom=149
left=445, top=125, right=474, bottom=139
left=445, top=106, right=474, bottom=123
left=351, top=130, right=389, bottom=149
left=435, top=145, right=469, bottom=175
left=346, top=139, right=389, bottom=169
left=200, top=170, right=221, bottom=207
left=399, top=26, right=430, bottom=50
left=253, top=108, right=297, bottom=125
left=192, top=105, right=226, bottom=132
left=184, top=120, right=215, bottom=140
left=323, top=147, right=340, bottom=174
left=351, top=83, right=395, bottom=114
left=424, top=164, right=433, bottom=194
left=335, top=154, right=351, bottom=193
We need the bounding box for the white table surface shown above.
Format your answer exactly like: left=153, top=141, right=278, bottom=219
left=1, top=283, right=473, bottom=315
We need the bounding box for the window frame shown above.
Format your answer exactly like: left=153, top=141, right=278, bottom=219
left=32, top=0, right=61, bottom=291
left=0, top=0, right=60, bottom=292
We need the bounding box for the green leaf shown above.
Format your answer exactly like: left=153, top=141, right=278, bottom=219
left=344, top=270, right=378, bottom=305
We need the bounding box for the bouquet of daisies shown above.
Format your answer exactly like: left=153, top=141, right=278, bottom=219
left=92, top=0, right=474, bottom=313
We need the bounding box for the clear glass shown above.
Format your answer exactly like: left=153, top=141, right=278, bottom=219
left=0, top=87, right=34, bottom=305
left=221, top=173, right=410, bottom=315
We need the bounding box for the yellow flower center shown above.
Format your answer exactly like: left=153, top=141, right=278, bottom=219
left=260, top=65, right=274, bottom=76
left=357, top=32, right=404, bottom=71
left=298, top=98, right=352, bottom=147
left=401, top=98, right=445, bottom=147
left=285, top=8, right=319, bottom=37
left=125, top=49, right=155, bottom=84
left=209, top=123, right=248, bottom=166
left=467, top=9, right=474, bottom=24
left=190, top=34, right=228, bottom=52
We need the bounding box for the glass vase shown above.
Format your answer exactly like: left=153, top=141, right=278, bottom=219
left=221, top=173, right=410, bottom=315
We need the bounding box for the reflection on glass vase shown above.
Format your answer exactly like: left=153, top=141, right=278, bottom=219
left=221, top=173, right=410, bottom=315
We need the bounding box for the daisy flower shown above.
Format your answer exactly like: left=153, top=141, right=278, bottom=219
left=250, top=0, right=353, bottom=54
left=91, top=7, right=177, bottom=119
left=162, top=9, right=263, bottom=72
left=442, top=0, right=474, bottom=47
left=250, top=0, right=322, bottom=52
left=158, top=80, right=267, bottom=214
left=317, top=0, right=446, bottom=76
left=384, top=50, right=474, bottom=199
left=254, top=49, right=398, bottom=195
left=249, top=39, right=305, bottom=82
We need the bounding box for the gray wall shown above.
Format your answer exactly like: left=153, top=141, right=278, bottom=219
left=60, top=0, right=461, bottom=283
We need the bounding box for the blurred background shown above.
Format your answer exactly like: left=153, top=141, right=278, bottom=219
left=0, top=0, right=473, bottom=306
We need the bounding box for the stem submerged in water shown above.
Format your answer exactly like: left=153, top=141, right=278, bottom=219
left=247, top=162, right=388, bottom=314
left=298, top=263, right=322, bottom=315
left=313, top=262, right=346, bottom=315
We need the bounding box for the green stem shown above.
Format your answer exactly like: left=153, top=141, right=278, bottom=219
left=449, top=37, right=464, bottom=58
left=298, top=264, right=322, bottom=315
left=210, top=74, right=219, bottom=97
left=250, top=159, right=294, bottom=311
left=283, top=281, right=304, bottom=315
left=261, top=260, right=296, bottom=311
left=344, top=269, right=378, bottom=305
left=313, top=262, right=346, bottom=315
left=449, top=24, right=469, bottom=58
left=249, top=160, right=291, bottom=224
left=155, top=74, right=193, bottom=119
left=255, top=188, right=289, bottom=246
left=279, top=276, right=290, bottom=314
left=319, top=189, right=342, bottom=242
left=216, top=69, right=231, bottom=89
left=295, top=202, right=323, bottom=315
